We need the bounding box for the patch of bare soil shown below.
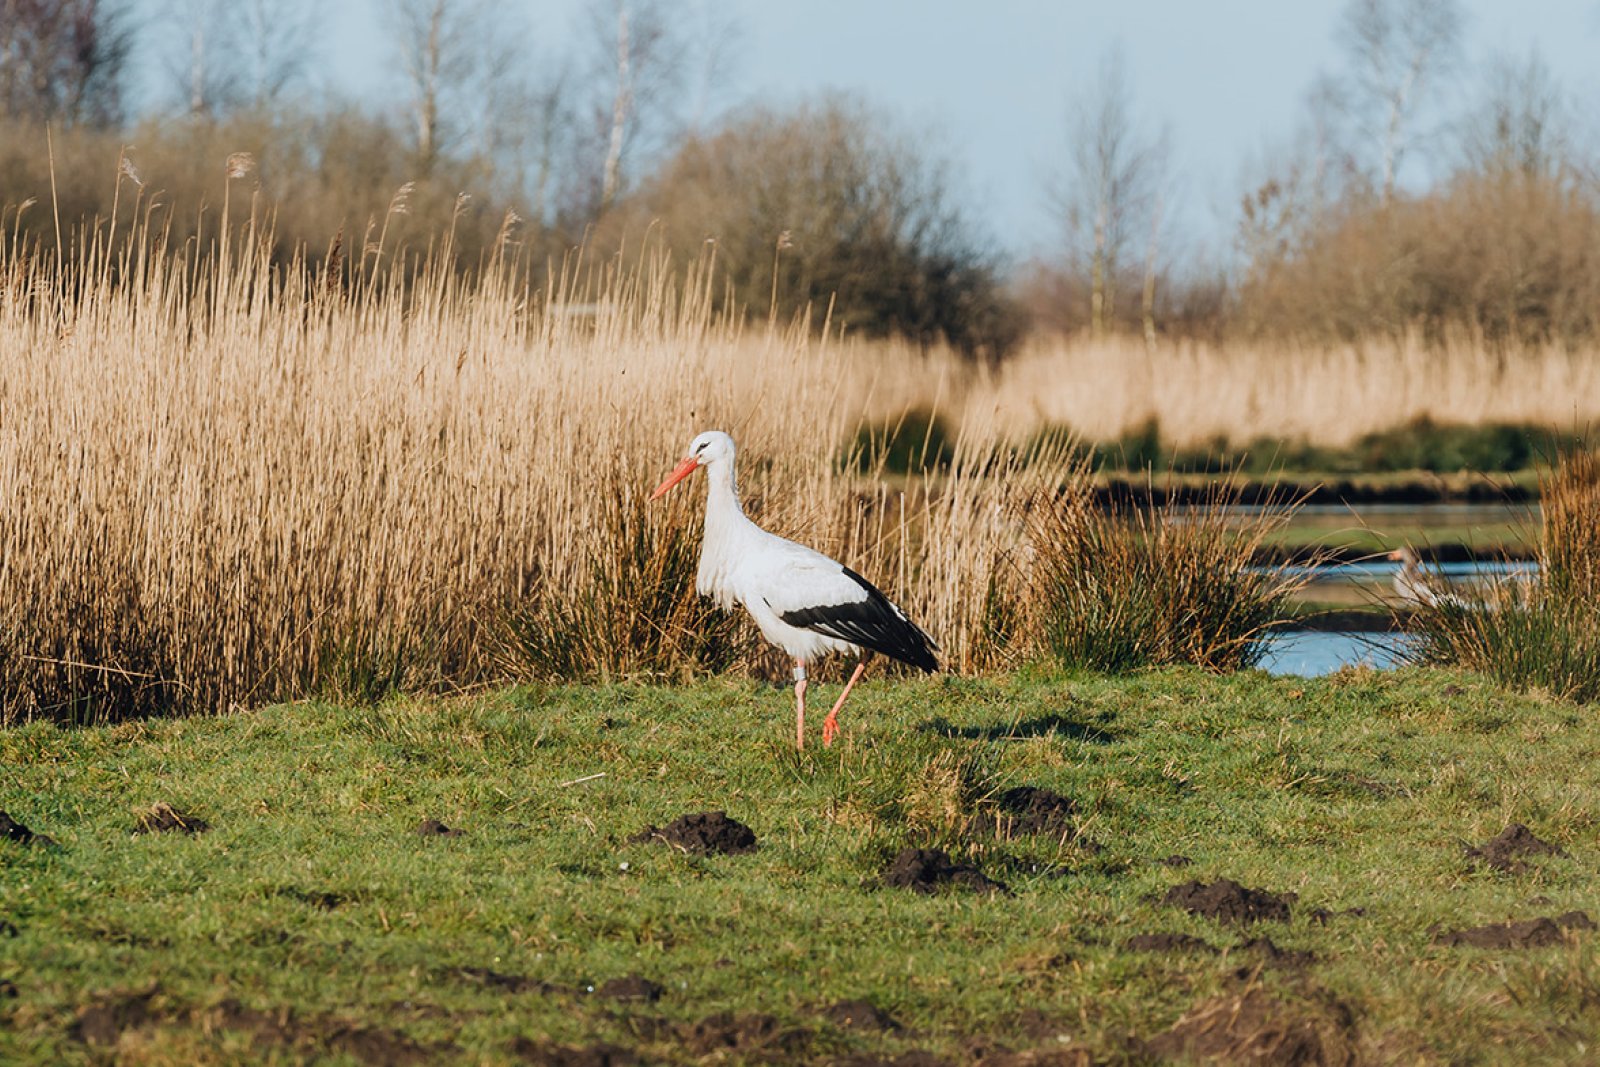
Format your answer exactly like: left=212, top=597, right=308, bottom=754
left=509, top=1038, right=639, bottom=1066
left=1126, top=932, right=1215, bottom=954
left=1434, top=910, right=1595, bottom=949
left=454, top=966, right=558, bottom=994
left=826, top=1053, right=950, bottom=1067
left=594, top=976, right=662, bottom=1002
left=1159, top=854, right=1194, bottom=868
left=276, top=887, right=355, bottom=910
left=416, top=817, right=466, bottom=837
left=134, top=802, right=209, bottom=835
left=1465, top=824, right=1565, bottom=873
left=823, top=999, right=899, bottom=1031
left=1233, top=936, right=1316, bottom=973
left=1163, top=879, right=1293, bottom=924
left=1144, top=988, right=1359, bottom=1066
left=974, top=1049, right=1096, bottom=1067
left=0, top=810, right=56, bottom=847
left=630, top=811, right=757, bottom=855
left=971, top=786, right=1077, bottom=838
left=883, top=847, right=1009, bottom=895
left=678, top=1011, right=813, bottom=1059
left=72, top=989, right=452, bottom=1064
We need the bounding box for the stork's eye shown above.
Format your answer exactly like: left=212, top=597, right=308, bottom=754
left=694, top=441, right=707, bottom=455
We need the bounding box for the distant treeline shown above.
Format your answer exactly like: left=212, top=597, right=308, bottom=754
left=4, top=0, right=1598, bottom=355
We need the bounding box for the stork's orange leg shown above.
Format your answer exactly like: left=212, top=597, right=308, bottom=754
left=793, top=660, right=808, bottom=751
left=822, top=658, right=870, bottom=747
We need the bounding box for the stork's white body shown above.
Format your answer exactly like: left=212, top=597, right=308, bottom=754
left=695, top=454, right=868, bottom=663
left=652, top=430, right=937, bottom=749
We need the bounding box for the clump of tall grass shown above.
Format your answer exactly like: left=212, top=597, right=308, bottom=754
left=1024, top=477, right=1305, bottom=672
left=1411, top=450, right=1600, bottom=701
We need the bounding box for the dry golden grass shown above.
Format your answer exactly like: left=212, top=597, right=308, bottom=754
left=0, top=207, right=1078, bottom=723
left=919, top=333, right=1600, bottom=448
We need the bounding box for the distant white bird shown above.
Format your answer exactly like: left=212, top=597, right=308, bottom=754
left=1388, top=547, right=1478, bottom=610
left=651, top=430, right=938, bottom=750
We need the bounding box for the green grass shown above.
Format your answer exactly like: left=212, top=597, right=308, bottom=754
left=5, top=671, right=1600, bottom=1063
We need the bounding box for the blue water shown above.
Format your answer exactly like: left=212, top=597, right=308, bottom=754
left=1259, top=631, right=1419, bottom=676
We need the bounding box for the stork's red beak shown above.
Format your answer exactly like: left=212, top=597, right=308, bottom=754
left=651, top=456, right=700, bottom=500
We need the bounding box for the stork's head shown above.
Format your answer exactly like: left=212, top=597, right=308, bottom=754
left=651, top=430, right=735, bottom=499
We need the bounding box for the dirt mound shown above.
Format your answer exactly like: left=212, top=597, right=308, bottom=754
left=827, top=1052, right=950, bottom=1067
left=1126, top=932, right=1215, bottom=954
left=416, top=817, right=466, bottom=837
left=679, top=1012, right=812, bottom=1058
left=1434, top=910, right=1595, bottom=949
left=134, top=802, right=209, bottom=835
left=1235, top=936, right=1316, bottom=972
left=1144, top=988, right=1359, bottom=1066
left=973, top=786, right=1077, bottom=837
left=71, top=989, right=450, bottom=1063
left=594, top=976, right=662, bottom=1002
left=823, top=999, right=899, bottom=1031
left=509, top=1038, right=638, bottom=1066
left=973, top=1049, right=1095, bottom=1067
left=454, top=967, right=556, bottom=994
left=630, top=811, right=757, bottom=855
left=277, top=887, right=355, bottom=910
left=0, top=810, right=56, bottom=847
left=1465, top=824, right=1565, bottom=873
left=72, top=988, right=160, bottom=1046
left=883, top=847, right=1008, bottom=895
left=1163, top=879, right=1293, bottom=924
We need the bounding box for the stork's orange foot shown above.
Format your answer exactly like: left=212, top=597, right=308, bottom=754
left=822, top=713, right=839, bottom=747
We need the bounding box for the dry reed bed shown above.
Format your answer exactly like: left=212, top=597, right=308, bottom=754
left=0, top=230, right=1069, bottom=724
left=910, top=334, right=1600, bottom=448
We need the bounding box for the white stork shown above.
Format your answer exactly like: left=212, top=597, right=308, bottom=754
left=651, top=430, right=938, bottom=750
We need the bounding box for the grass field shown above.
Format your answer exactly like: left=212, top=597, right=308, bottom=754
left=5, top=669, right=1600, bottom=1064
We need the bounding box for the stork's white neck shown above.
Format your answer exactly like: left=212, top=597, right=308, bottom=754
left=695, top=453, right=755, bottom=607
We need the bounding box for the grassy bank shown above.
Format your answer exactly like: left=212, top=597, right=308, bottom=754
left=4, top=671, right=1599, bottom=1064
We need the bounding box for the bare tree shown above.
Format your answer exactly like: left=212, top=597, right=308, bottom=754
left=1334, top=0, right=1464, bottom=202
left=386, top=0, right=510, bottom=173
left=579, top=0, right=691, bottom=217
left=238, top=0, right=316, bottom=110
left=1049, top=47, right=1170, bottom=338
left=1458, top=49, right=1577, bottom=180
left=0, top=0, right=133, bottom=126
left=156, top=0, right=315, bottom=118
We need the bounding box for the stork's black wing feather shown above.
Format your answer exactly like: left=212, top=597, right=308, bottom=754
left=776, top=567, right=939, bottom=672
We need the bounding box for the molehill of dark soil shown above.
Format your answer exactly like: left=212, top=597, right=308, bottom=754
left=509, top=1037, right=639, bottom=1066
left=1234, top=936, right=1316, bottom=973
left=883, top=847, right=1009, bottom=895
left=630, top=811, right=757, bottom=855
left=593, top=976, right=663, bottom=1002
left=1434, top=910, right=1595, bottom=949
left=416, top=817, right=466, bottom=837
left=970, top=786, right=1077, bottom=838
left=0, top=810, right=56, bottom=847
left=1143, top=988, right=1359, bottom=1066
left=72, top=988, right=451, bottom=1064
left=823, top=999, right=899, bottom=1032
left=1162, top=878, right=1293, bottom=924
left=134, top=802, right=209, bottom=835
left=678, top=1011, right=813, bottom=1058
left=1125, top=932, right=1215, bottom=954
left=1465, top=823, right=1566, bottom=873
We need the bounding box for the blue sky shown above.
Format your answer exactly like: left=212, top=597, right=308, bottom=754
left=300, top=1, right=1600, bottom=260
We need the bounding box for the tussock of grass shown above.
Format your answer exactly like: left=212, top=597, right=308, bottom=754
left=1025, top=478, right=1306, bottom=672
left=1413, top=450, right=1600, bottom=700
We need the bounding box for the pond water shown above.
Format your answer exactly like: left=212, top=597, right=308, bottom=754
left=1259, top=630, right=1419, bottom=677
left=1256, top=501, right=1537, bottom=675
